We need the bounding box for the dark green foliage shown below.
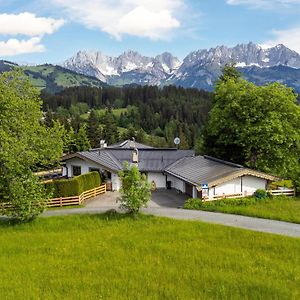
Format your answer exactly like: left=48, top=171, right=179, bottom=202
left=102, top=109, right=119, bottom=144
left=203, top=66, right=300, bottom=178
left=254, top=189, right=268, bottom=199
left=46, top=177, right=81, bottom=197
left=46, top=171, right=101, bottom=197
left=79, top=172, right=101, bottom=192
left=42, top=85, right=212, bottom=149
left=0, top=71, right=64, bottom=221
left=87, top=110, right=102, bottom=148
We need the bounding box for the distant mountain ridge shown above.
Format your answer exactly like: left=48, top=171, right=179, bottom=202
left=2, top=42, right=300, bottom=94
left=61, top=42, right=300, bottom=92
left=62, top=50, right=181, bottom=86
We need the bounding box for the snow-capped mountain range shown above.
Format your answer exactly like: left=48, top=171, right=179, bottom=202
left=61, top=42, right=300, bottom=90
left=63, top=50, right=181, bottom=85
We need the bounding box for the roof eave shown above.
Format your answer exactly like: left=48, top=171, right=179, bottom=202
left=207, top=169, right=280, bottom=188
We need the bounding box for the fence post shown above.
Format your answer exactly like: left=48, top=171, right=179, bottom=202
left=60, top=197, right=62, bottom=207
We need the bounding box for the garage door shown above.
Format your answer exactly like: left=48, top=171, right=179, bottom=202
left=185, top=183, right=193, bottom=197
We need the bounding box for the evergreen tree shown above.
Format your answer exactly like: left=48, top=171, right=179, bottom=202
left=87, top=110, right=101, bottom=148
left=102, top=109, right=119, bottom=144
left=74, top=125, right=91, bottom=152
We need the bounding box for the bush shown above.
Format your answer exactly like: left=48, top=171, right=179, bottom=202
left=183, top=198, right=203, bottom=209
left=45, top=172, right=101, bottom=198
left=254, top=189, right=268, bottom=200
left=270, top=180, right=294, bottom=190
left=183, top=195, right=272, bottom=211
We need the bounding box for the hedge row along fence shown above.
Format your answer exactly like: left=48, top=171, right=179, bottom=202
left=45, top=171, right=101, bottom=198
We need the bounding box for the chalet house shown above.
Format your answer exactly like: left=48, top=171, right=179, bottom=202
left=62, top=140, right=278, bottom=200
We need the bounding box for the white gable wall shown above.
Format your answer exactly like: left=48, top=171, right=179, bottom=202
left=242, top=175, right=267, bottom=195
left=63, top=157, right=121, bottom=191
left=64, top=158, right=105, bottom=177
left=147, top=172, right=167, bottom=188
left=213, top=177, right=242, bottom=196
left=209, top=175, right=267, bottom=199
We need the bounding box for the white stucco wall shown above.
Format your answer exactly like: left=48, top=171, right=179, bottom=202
left=242, top=175, right=267, bottom=195
left=166, top=174, right=186, bottom=193
left=214, top=177, right=242, bottom=196
left=112, top=173, right=121, bottom=191
left=147, top=172, right=167, bottom=189
left=64, top=157, right=120, bottom=191
left=65, top=158, right=105, bottom=177
left=210, top=175, right=267, bottom=199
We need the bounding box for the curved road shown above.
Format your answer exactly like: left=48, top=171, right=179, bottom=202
left=43, top=206, right=300, bottom=238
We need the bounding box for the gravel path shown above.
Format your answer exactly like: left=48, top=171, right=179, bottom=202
left=43, top=206, right=300, bottom=238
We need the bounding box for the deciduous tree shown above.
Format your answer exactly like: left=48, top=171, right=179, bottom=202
left=118, top=162, right=151, bottom=214
left=204, top=66, right=300, bottom=180
left=0, top=71, right=64, bottom=221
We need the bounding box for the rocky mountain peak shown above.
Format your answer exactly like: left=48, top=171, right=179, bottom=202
left=61, top=42, right=300, bottom=89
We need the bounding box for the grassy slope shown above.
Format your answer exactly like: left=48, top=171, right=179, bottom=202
left=185, top=196, right=300, bottom=224
left=21, top=65, right=105, bottom=92
left=81, top=108, right=128, bottom=120
left=0, top=213, right=299, bottom=299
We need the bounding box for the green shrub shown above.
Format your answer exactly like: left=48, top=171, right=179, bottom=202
left=183, top=195, right=273, bottom=211
left=45, top=172, right=101, bottom=198
left=270, top=180, right=294, bottom=190
left=183, top=198, right=203, bottom=209
left=254, top=189, right=268, bottom=200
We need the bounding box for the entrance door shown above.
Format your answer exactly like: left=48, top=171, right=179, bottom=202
left=185, top=183, right=193, bottom=197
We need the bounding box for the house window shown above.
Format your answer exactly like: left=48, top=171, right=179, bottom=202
left=72, top=165, right=81, bottom=176
left=89, top=168, right=100, bottom=173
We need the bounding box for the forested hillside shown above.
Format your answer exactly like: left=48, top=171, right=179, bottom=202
left=41, top=85, right=212, bottom=150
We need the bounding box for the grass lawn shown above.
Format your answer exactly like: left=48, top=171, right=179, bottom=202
left=0, top=213, right=300, bottom=299
left=81, top=108, right=127, bottom=120
left=184, top=196, right=300, bottom=224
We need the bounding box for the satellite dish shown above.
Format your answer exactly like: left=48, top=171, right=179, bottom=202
left=174, top=137, right=181, bottom=145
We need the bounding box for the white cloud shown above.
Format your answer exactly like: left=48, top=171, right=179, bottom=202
left=0, top=12, right=65, bottom=37
left=262, top=26, right=300, bottom=53
left=0, top=37, right=45, bottom=56
left=50, top=0, right=182, bottom=40
left=226, top=0, right=300, bottom=8
left=0, top=12, right=64, bottom=57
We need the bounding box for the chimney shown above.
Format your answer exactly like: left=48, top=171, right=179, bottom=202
left=100, top=140, right=107, bottom=149
left=132, top=148, right=139, bottom=163
left=129, top=137, right=136, bottom=149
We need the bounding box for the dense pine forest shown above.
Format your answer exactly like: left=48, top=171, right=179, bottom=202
left=42, top=85, right=213, bottom=151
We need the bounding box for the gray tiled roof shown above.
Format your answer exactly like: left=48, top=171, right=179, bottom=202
left=78, top=150, right=123, bottom=171
left=165, top=156, right=243, bottom=185
left=77, top=148, right=194, bottom=172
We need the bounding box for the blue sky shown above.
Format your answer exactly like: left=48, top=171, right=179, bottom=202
left=1, top=0, right=300, bottom=64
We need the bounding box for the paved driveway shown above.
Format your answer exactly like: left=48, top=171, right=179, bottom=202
left=85, top=189, right=188, bottom=209
left=42, top=189, right=300, bottom=238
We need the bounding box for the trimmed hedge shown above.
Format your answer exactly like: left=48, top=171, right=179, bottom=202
left=45, top=172, right=101, bottom=198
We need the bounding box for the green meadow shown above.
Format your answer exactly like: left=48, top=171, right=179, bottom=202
left=0, top=213, right=299, bottom=299
left=184, top=196, right=300, bottom=224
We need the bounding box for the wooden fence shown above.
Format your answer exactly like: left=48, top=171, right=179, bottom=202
left=267, top=189, right=295, bottom=197
left=47, top=184, right=107, bottom=208
left=211, top=189, right=295, bottom=200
